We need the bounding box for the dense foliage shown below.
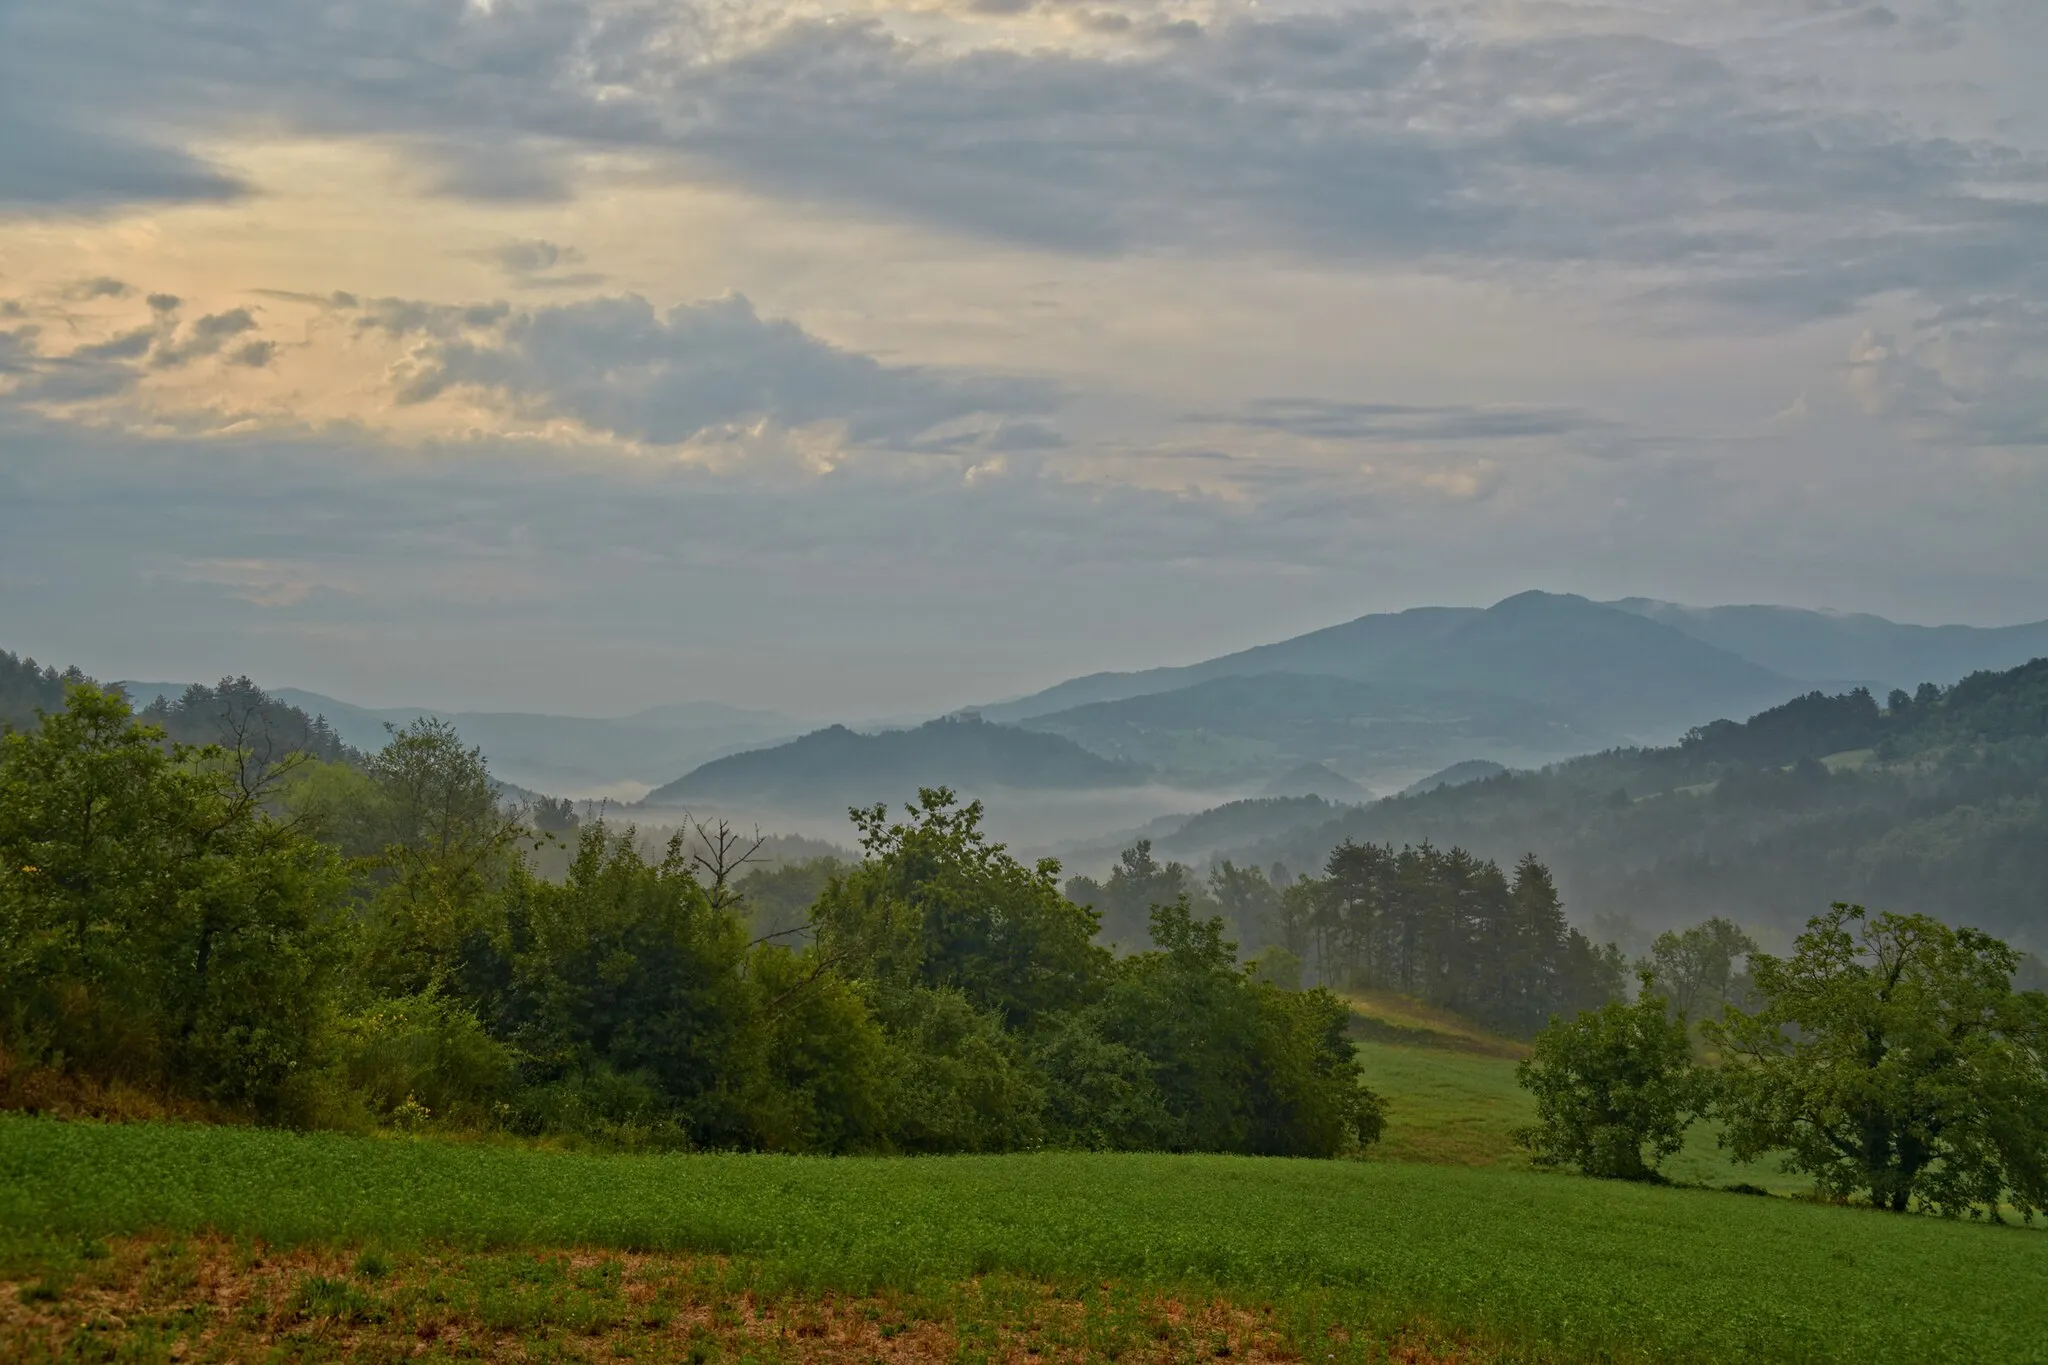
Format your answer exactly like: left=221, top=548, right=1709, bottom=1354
left=0, top=651, right=87, bottom=735
left=1709, top=905, right=2048, bottom=1217
left=1514, top=979, right=1711, bottom=1180
left=1242, top=658, right=2048, bottom=946
left=1276, top=844, right=1623, bottom=1038
left=0, top=686, right=1381, bottom=1157
left=0, top=688, right=347, bottom=1119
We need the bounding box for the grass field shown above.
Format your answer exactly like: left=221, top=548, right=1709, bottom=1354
left=5, top=1113, right=2047, bottom=1364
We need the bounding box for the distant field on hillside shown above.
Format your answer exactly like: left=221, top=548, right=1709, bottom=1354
left=5, top=1115, right=2045, bottom=1364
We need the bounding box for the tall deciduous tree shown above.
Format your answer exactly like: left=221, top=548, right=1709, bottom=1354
left=1709, top=904, right=2048, bottom=1216
left=0, top=686, right=345, bottom=1116
left=1515, top=976, right=1712, bottom=1180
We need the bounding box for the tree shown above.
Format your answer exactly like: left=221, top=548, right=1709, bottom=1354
left=1515, top=976, right=1712, bottom=1180
left=815, top=788, right=1106, bottom=1029
left=347, top=718, right=528, bottom=996
left=1092, top=897, right=1385, bottom=1156
left=1642, top=917, right=1758, bottom=1020
left=1708, top=904, right=2048, bottom=1216
left=0, top=685, right=346, bottom=1117
left=1066, top=840, right=1196, bottom=951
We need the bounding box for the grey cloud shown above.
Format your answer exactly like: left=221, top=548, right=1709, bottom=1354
left=64, top=277, right=130, bottom=301
left=152, top=308, right=259, bottom=367
left=0, top=100, right=243, bottom=209
left=477, top=238, right=607, bottom=289
left=1851, top=299, right=2048, bottom=448
left=372, top=292, right=1059, bottom=446
left=1208, top=399, right=1612, bottom=445
left=8, top=0, right=2041, bottom=327
left=0, top=299, right=275, bottom=403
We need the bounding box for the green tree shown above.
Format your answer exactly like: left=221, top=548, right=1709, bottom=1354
left=1094, top=898, right=1384, bottom=1156
left=0, top=686, right=346, bottom=1117
left=341, top=719, right=528, bottom=996
left=1642, top=917, right=1758, bottom=1020
left=815, top=788, right=1105, bottom=1029
left=1066, top=840, right=1198, bottom=951
left=1515, top=976, right=1711, bottom=1180
left=491, top=826, right=759, bottom=1144
left=1708, top=904, right=2048, bottom=1216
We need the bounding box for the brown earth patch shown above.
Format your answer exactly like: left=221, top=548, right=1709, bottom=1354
left=1, top=1235, right=1471, bottom=1364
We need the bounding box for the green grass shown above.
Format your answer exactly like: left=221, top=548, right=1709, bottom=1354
left=4, top=1114, right=2045, bottom=1364
left=1356, top=1038, right=1817, bottom=1194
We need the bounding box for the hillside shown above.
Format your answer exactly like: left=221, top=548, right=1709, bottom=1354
left=987, top=593, right=2048, bottom=756
left=216, top=688, right=795, bottom=799
left=1610, top=599, right=2048, bottom=689
left=643, top=714, right=1145, bottom=811
left=988, top=593, right=1796, bottom=748
left=1020, top=670, right=1614, bottom=786
left=1201, top=658, right=2048, bottom=948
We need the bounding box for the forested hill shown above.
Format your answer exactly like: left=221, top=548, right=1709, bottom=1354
left=643, top=715, right=1147, bottom=811
left=3, top=651, right=352, bottom=765
left=1226, top=658, right=2048, bottom=949
left=1, top=651, right=85, bottom=732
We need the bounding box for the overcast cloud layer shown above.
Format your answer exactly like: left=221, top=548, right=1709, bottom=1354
left=1, top=0, right=2044, bottom=716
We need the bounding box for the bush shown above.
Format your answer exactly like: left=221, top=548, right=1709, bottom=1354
left=334, top=990, right=517, bottom=1127
left=1515, top=978, right=1711, bottom=1180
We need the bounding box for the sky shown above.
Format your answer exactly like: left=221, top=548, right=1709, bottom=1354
left=2, top=0, right=2045, bottom=720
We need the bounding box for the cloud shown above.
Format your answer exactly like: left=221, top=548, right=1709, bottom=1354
left=4, top=0, right=2040, bottom=332
left=152, top=308, right=259, bottom=368
left=474, top=238, right=607, bottom=289
left=1850, top=300, right=2048, bottom=448
left=1204, top=399, right=1616, bottom=446
left=0, top=297, right=278, bottom=407
left=369, top=291, right=1059, bottom=447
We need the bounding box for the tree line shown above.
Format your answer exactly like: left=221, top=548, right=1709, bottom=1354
left=1244, top=658, right=2048, bottom=948
left=0, top=684, right=1383, bottom=1156
left=1519, top=905, right=2048, bottom=1219
left=1068, top=837, right=1624, bottom=1039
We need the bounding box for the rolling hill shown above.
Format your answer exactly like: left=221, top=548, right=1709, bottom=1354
left=1137, top=657, right=2048, bottom=948
left=643, top=715, right=1146, bottom=812
left=1020, top=670, right=1614, bottom=785
left=1609, top=599, right=2048, bottom=690
left=114, top=684, right=798, bottom=799
left=986, top=592, right=1796, bottom=741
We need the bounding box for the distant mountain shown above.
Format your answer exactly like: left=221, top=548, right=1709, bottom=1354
left=1263, top=762, right=1369, bottom=800
left=1188, top=657, right=2048, bottom=946
left=1401, top=760, right=1509, bottom=797
left=1022, top=671, right=1613, bottom=786
left=643, top=715, right=1147, bottom=811
left=980, top=606, right=1478, bottom=722
left=987, top=594, right=2048, bottom=761
left=1606, top=599, right=2048, bottom=691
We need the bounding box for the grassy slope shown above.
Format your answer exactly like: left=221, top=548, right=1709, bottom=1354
left=4, top=1115, right=2046, bottom=1364
left=1353, top=1025, right=1812, bottom=1194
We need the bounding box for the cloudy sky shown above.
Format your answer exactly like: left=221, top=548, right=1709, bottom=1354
left=2, top=0, right=2044, bottom=718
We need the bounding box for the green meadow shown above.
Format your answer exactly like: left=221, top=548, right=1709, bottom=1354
left=5, top=1100, right=2046, bottom=1365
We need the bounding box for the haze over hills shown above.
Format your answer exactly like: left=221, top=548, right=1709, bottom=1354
left=1066, top=656, right=2048, bottom=950
left=1019, top=671, right=1612, bottom=787
left=115, top=682, right=796, bottom=802
left=985, top=592, right=1800, bottom=737
left=1606, top=600, right=2048, bottom=690
left=643, top=715, right=1146, bottom=813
